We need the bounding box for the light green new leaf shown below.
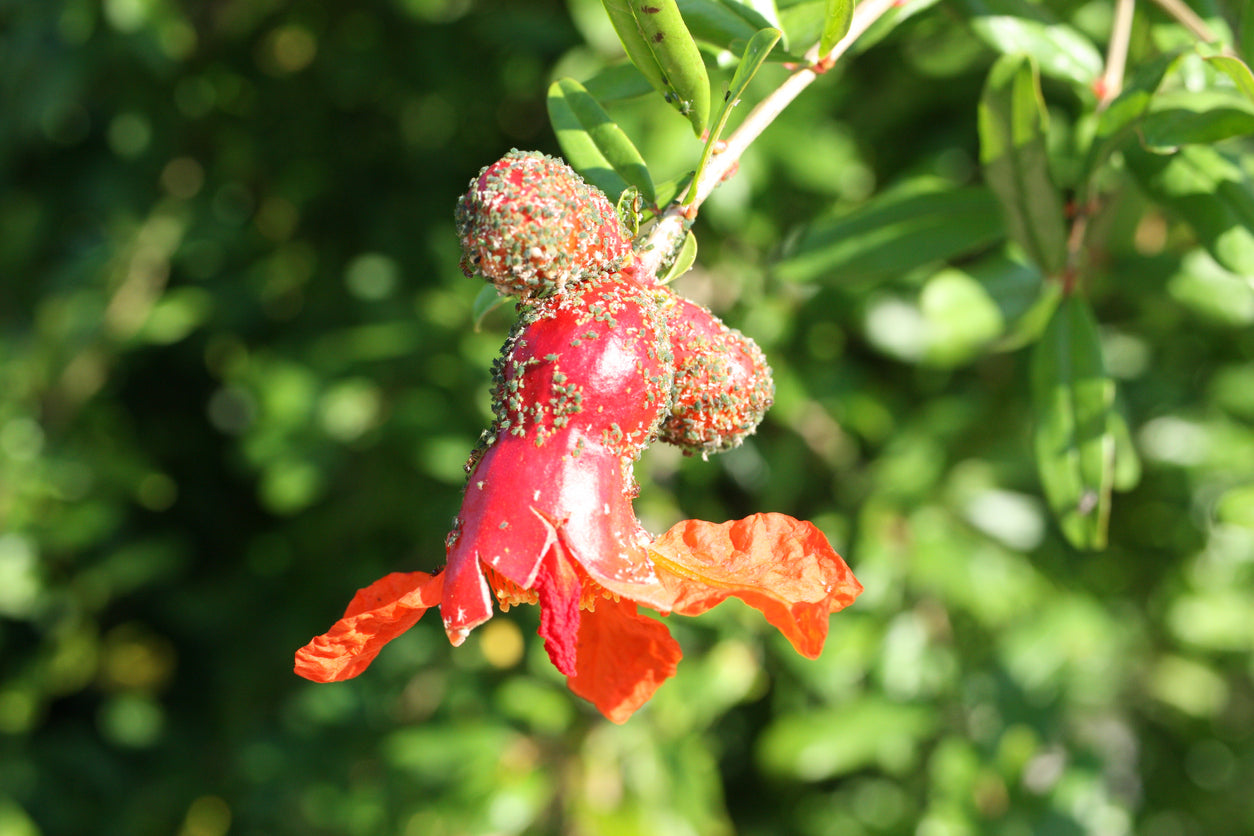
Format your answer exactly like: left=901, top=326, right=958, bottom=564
left=1031, top=294, right=1115, bottom=551
left=774, top=184, right=1004, bottom=285
left=957, top=0, right=1102, bottom=90
left=819, top=0, right=852, bottom=55
left=602, top=0, right=711, bottom=135
left=657, top=230, right=698, bottom=283
left=686, top=28, right=781, bottom=205
left=1125, top=144, right=1254, bottom=278
left=979, top=54, right=1068, bottom=278
left=1207, top=55, right=1254, bottom=103
left=547, top=78, right=656, bottom=205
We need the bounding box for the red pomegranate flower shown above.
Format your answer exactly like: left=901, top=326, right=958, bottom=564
left=296, top=265, right=861, bottom=722
left=294, top=151, right=862, bottom=723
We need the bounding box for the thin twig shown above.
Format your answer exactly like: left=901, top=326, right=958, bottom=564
left=1147, top=0, right=1220, bottom=45
left=1097, top=0, right=1136, bottom=107
left=638, top=0, right=906, bottom=276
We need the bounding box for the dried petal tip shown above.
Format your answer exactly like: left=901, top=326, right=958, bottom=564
left=455, top=149, right=632, bottom=297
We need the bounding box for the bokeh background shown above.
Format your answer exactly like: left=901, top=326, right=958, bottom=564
left=4, top=0, right=1254, bottom=834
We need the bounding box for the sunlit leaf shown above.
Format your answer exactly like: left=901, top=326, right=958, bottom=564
left=774, top=183, right=1004, bottom=285
left=1206, top=54, right=1254, bottom=103
left=603, top=0, right=711, bottom=135
left=957, top=0, right=1102, bottom=89
left=1125, top=144, right=1254, bottom=278
left=819, top=0, right=852, bottom=55
left=759, top=699, right=937, bottom=779
left=677, top=0, right=777, bottom=51
left=978, top=54, right=1068, bottom=277
left=547, top=77, right=656, bottom=204
left=688, top=27, right=781, bottom=201
left=1140, top=89, right=1254, bottom=148
left=1031, top=294, right=1115, bottom=550
left=582, top=62, right=658, bottom=102
left=657, top=230, right=698, bottom=283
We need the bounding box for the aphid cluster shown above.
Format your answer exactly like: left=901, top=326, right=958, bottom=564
left=456, top=149, right=774, bottom=468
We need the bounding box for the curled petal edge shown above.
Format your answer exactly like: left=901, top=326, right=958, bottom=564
left=294, top=571, right=444, bottom=683
left=649, top=513, right=862, bottom=659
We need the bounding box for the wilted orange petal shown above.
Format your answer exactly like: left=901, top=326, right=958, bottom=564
left=566, top=598, right=681, bottom=724
left=294, top=571, right=444, bottom=682
left=650, top=513, right=861, bottom=659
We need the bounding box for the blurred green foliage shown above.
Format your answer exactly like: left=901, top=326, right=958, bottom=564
left=3, top=0, right=1254, bottom=834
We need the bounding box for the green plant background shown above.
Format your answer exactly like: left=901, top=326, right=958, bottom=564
left=3, top=1, right=1254, bottom=834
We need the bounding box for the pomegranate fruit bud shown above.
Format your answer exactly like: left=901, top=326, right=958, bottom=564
left=455, top=149, right=632, bottom=298
left=660, top=293, right=774, bottom=455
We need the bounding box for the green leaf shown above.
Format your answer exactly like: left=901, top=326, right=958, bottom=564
left=758, top=699, right=937, bottom=780
left=774, top=184, right=1004, bottom=285
left=677, top=0, right=778, bottom=51
left=657, top=230, right=698, bottom=283
left=581, top=63, right=658, bottom=103
left=957, top=0, right=1103, bottom=89
left=852, top=0, right=944, bottom=54
left=978, top=54, right=1068, bottom=277
left=1140, top=89, right=1254, bottom=148
left=686, top=28, right=781, bottom=205
left=1125, top=144, right=1254, bottom=277
left=1206, top=55, right=1254, bottom=103
left=1081, top=50, right=1183, bottom=186
left=818, top=0, right=852, bottom=55
left=1031, top=294, right=1115, bottom=550
left=726, top=26, right=781, bottom=98
left=471, top=286, right=510, bottom=331
left=1108, top=407, right=1141, bottom=493
left=546, top=77, right=656, bottom=205
left=602, top=0, right=711, bottom=135
left=602, top=0, right=676, bottom=102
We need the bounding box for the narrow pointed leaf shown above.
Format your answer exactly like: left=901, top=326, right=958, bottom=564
left=1125, top=144, right=1254, bottom=277
left=819, top=0, right=852, bottom=55
left=603, top=0, right=711, bottom=135
left=1140, top=89, right=1254, bottom=148
left=547, top=77, right=656, bottom=204
left=677, top=0, right=777, bottom=51
left=1031, top=295, right=1115, bottom=550
left=727, top=26, right=781, bottom=99
left=774, top=184, right=1004, bottom=285
left=957, top=0, right=1102, bottom=89
left=979, top=54, right=1068, bottom=277
left=684, top=27, right=779, bottom=206
left=603, top=0, right=674, bottom=102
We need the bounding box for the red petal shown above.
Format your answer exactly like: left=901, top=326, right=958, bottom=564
left=532, top=542, right=582, bottom=676
left=650, top=513, right=862, bottom=659
left=566, top=598, right=681, bottom=723
left=294, top=571, right=444, bottom=682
